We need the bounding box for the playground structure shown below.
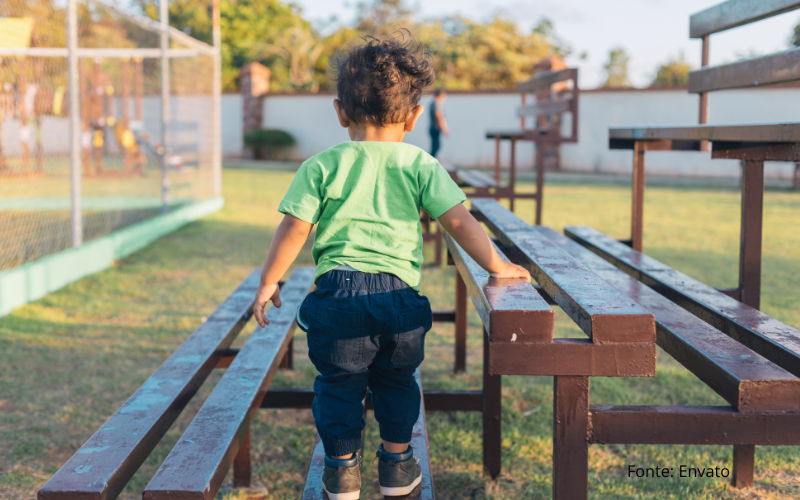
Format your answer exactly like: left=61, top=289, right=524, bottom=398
left=0, top=0, right=221, bottom=272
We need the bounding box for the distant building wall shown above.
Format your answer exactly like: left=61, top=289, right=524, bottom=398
left=252, top=87, right=800, bottom=180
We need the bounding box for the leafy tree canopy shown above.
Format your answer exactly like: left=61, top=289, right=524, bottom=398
left=137, top=0, right=566, bottom=92
left=651, top=52, right=691, bottom=87
left=603, top=46, right=631, bottom=88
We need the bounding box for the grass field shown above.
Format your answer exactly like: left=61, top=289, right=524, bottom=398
left=1, top=168, right=799, bottom=500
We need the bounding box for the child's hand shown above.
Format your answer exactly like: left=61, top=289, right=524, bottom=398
left=489, top=262, right=531, bottom=281
left=253, top=283, right=281, bottom=328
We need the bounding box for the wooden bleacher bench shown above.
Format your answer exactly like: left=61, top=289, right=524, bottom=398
left=38, top=268, right=314, bottom=500
left=465, top=67, right=579, bottom=223
left=37, top=262, right=486, bottom=499
left=450, top=198, right=658, bottom=498
left=564, top=225, right=800, bottom=378
left=609, top=0, right=800, bottom=311
left=466, top=198, right=800, bottom=496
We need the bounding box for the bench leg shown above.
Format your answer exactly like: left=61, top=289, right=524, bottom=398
left=509, top=137, right=516, bottom=213
left=234, top=428, right=252, bottom=488
left=739, top=160, right=763, bottom=310
left=279, top=337, right=293, bottom=370
left=483, top=328, right=502, bottom=479
left=455, top=270, right=467, bottom=373
left=535, top=142, right=545, bottom=225
left=631, top=142, right=646, bottom=252
left=732, top=444, right=755, bottom=488
left=553, top=376, right=589, bottom=500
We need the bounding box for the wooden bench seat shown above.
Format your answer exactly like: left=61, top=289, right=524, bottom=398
left=535, top=226, right=800, bottom=413
left=472, top=199, right=655, bottom=345
left=564, top=225, right=800, bottom=378
left=301, top=369, right=434, bottom=500
left=38, top=269, right=264, bottom=500
left=456, top=169, right=499, bottom=189
left=610, top=122, right=800, bottom=143
left=143, top=267, right=314, bottom=499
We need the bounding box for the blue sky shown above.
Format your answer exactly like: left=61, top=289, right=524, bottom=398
left=292, top=0, right=800, bottom=88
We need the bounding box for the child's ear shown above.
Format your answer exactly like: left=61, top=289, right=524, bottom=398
left=333, top=99, right=350, bottom=128
left=404, top=104, right=424, bottom=132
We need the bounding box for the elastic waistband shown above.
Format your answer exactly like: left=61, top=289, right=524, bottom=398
left=316, top=270, right=410, bottom=292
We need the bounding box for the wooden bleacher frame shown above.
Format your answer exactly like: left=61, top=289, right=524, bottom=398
left=609, top=0, right=800, bottom=311
left=460, top=67, right=579, bottom=225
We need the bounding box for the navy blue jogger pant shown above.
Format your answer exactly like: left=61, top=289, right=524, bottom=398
left=298, top=270, right=432, bottom=457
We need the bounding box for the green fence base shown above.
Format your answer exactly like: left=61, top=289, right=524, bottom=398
left=0, top=197, right=224, bottom=318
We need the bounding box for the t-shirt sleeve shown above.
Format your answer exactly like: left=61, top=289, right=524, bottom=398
left=277, top=160, right=324, bottom=224
left=419, top=160, right=467, bottom=219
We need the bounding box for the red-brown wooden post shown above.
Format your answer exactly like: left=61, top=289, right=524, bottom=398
left=535, top=141, right=545, bottom=225
left=631, top=141, right=646, bottom=251
left=233, top=429, right=252, bottom=487
left=279, top=337, right=294, bottom=369
left=732, top=444, right=755, bottom=488
left=483, top=329, right=501, bottom=479
left=454, top=269, right=467, bottom=373
left=494, top=135, right=502, bottom=186
left=509, top=137, right=517, bottom=212
left=553, top=376, right=589, bottom=500
left=739, top=160, right=764, bottom=310
left=699, top=35, right=710, bottom=152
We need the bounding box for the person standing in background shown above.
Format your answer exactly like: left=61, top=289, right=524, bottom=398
left=429, top=89, right=449, bottom=158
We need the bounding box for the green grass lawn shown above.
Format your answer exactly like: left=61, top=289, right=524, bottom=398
left=1, top=168, right=798, bottom=500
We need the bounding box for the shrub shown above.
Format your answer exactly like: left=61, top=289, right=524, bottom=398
left=243, top=128, right=296, bottom=159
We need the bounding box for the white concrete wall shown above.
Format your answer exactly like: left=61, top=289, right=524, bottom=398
left=221, top=94, right=242, bottom=156
left=254, top=88, right=800, bottom=180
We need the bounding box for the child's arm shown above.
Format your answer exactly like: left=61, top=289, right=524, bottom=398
left=254, top=214, right=314, bottom=327
left=438, top=204, right=531, bottom=280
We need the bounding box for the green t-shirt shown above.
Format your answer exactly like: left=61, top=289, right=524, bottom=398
left=278, top=141, right=466, bottom=289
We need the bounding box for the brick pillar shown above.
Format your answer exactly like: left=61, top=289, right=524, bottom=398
left=240, top=62, right=270, bottom=158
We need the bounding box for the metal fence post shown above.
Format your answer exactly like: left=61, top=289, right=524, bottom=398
left=212, top=0, right=222, bottom=198
left=67, top=0, right=83, bottom=247
left=160, top=0, right=170, bottom=213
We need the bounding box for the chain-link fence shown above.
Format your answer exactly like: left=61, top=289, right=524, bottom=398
left=0, top=0, right=220, bottom=272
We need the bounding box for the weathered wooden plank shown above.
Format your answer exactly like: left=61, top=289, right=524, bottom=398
left=301, top=369, right=434, bottom=500
left=564, top=225, right=800, bottom=379
left=457, top=170, right=494, bottom=189
left=142, top=268, right=315, bottom=500
left=538, top=226, right=800, bottom=412
left=609, top=123, right=800, bottom=144
left=689, top=47, right=800, bottom=93
left=488, top=337, right=656, bottom=376
left=37, top=269, right=262, bottom=500
left=444, top=233, right=554, bottom=343
left=517, top=68, right=574, bottom=93
left=590, top=405, right=800, bottom=445
left=690, top=0, right=800, bottom=38
left=484, top=129, right=525, bottom=140
left=516, top=96, right=572, bottom=118
left=471, top=199, right=654, bottom=344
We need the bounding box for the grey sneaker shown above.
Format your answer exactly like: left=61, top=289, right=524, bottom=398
left=376, top=444, right=422, bottom=496
left=322, top=453, right=362, bottom=500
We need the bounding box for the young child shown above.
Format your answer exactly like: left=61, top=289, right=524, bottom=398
left=253, top=35, right=530, bottom=500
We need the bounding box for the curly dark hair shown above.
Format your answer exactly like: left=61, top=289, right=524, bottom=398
left=329, top=32, right=435, bottom=126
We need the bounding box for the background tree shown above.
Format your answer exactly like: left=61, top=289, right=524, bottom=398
left=603, top=46, right=631, bottom=88
left=790, top=19, right=800, bottom=47
left=651, top=52, right=691, bottom=87
left=137, top=0, right=316, bottom=91
left=136, top=0, right=566, bottom=92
